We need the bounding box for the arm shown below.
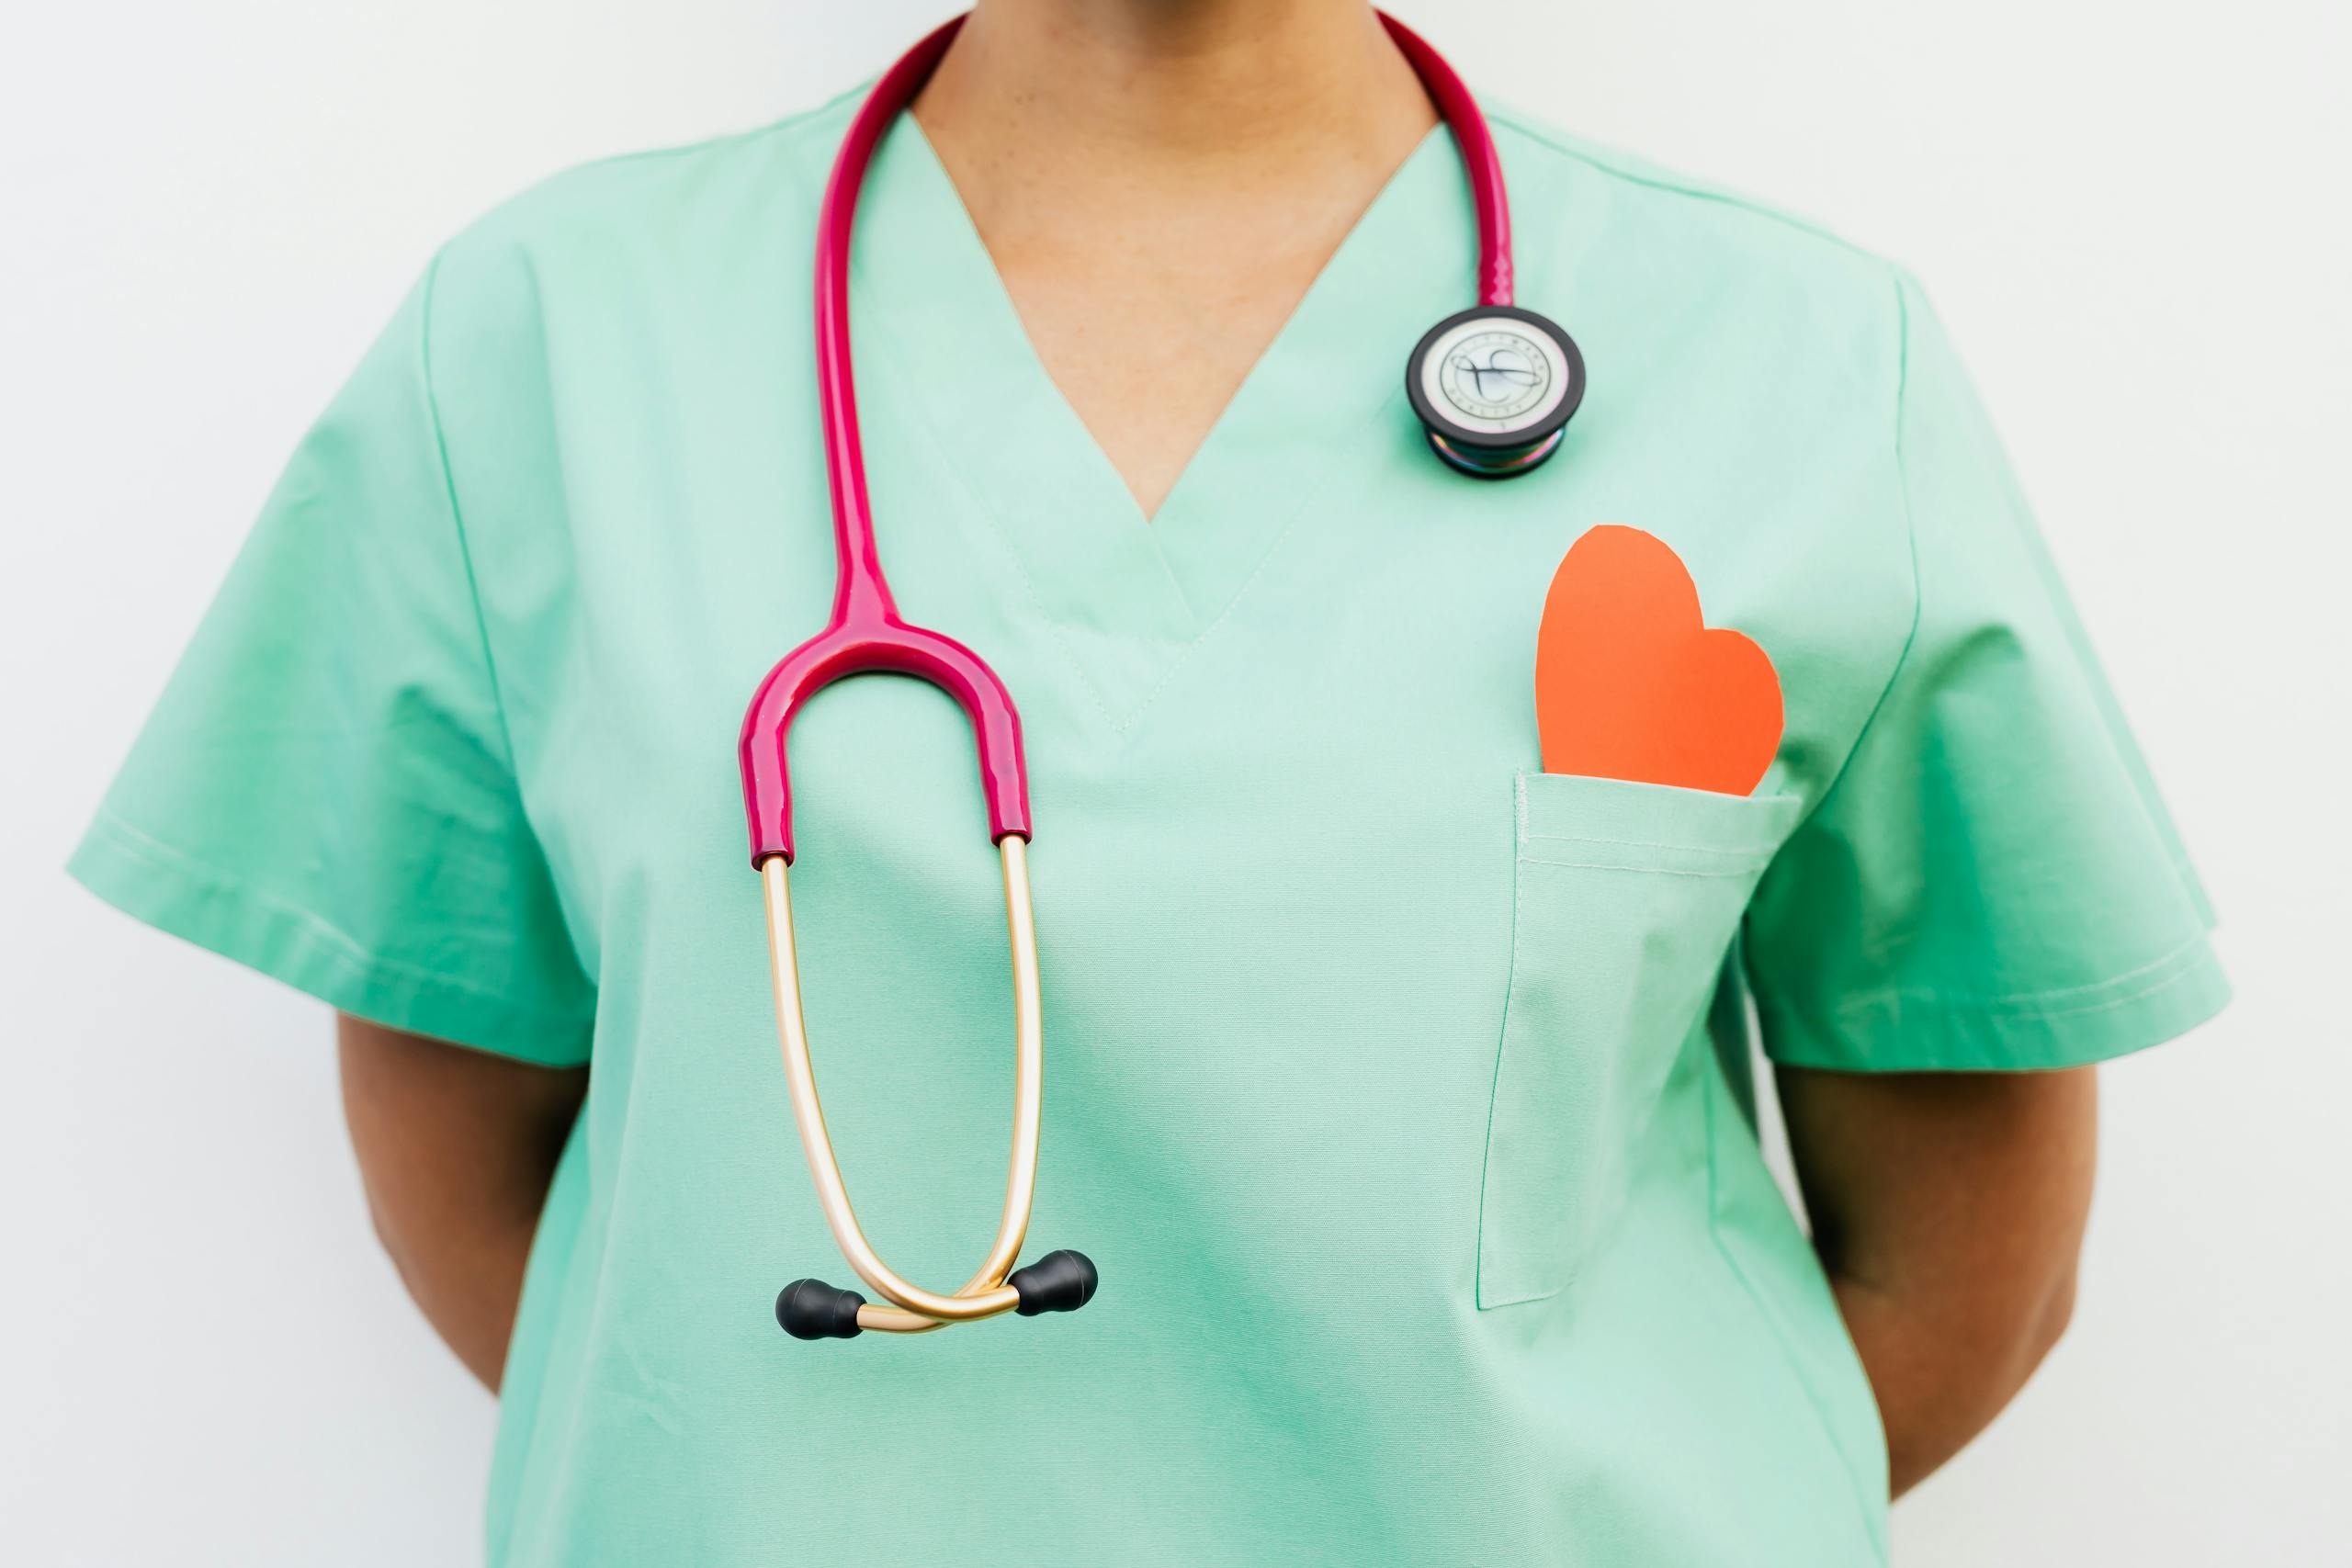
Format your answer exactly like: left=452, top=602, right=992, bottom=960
left=335, top=1013, right=587, bottom=1391
left=1776, top=1064, right=2098, bottom=1497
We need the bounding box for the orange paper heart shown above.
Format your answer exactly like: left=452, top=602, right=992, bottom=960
left=1534, top=525, right=1782, bottom=795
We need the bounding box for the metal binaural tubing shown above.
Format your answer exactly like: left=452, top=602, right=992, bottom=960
left=760, top=837, right=1045, bottom=1330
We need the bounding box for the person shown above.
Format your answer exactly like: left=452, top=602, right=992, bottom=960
left=70, top=2, right=2228, bottom=1563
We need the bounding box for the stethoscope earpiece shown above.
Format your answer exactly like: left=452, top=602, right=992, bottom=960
left=1407, top=305, right=1585, bottom=479
left=777, top=1278, right=870, bottom=1340
left=775, top=1250, right=1098, bottom=1341
left=1007, top=1248, right=1100, bottom=1316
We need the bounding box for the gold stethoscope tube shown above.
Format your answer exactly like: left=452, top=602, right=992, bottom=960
left=761, top=837, right=1046, bottom=1334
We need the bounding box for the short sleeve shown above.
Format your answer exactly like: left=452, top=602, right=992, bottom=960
left=1744, top=270, right=2227, bottom=1073
left=68, top=262, right=595, bottom=1066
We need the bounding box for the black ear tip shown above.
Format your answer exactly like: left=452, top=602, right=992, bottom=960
left=776, top=1278, right=866, bottom=1339
left=1008, top=1249, right=1099, bottom=1315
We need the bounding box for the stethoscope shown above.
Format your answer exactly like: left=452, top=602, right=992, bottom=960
left=740, top=10, right=1581, bottom=1342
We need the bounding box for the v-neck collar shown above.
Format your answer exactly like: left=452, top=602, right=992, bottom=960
left=840, top=112, right=1471, bottom=733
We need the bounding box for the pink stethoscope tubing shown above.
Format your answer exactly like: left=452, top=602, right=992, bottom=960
left=1379, top=11, right=1514, bottom=310
left=741, top=10, right=1521, bottom=1341
left=738, top=9, right=1512, bottom=872
left=737, top=16, right=1019, bottom=866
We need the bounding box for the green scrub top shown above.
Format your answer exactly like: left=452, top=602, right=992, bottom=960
left=72, top=81, right=2227, bottom=1568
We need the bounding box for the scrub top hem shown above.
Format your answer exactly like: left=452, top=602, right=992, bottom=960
left=1756, top=929, right=2230, bottom=1074
left=67, top=807, right=595, bottom=1067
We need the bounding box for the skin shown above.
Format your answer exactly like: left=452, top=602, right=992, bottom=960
left=1779, top=1065, right=2097, bottom=1495
left=337, top=1014, right=584, bottom=1390
left=337, top=0, right=2101, bottom=1500
left=912, top=0, right=1436, bottom=517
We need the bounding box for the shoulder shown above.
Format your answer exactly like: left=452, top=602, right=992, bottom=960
left=1487, top=102, right=1909, bottom=350
left=418, top=85, right=861, bottom=336
left=394, top=88, right=863, bottom=490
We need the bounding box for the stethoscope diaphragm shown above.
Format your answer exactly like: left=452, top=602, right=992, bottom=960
left=1407, top=304, right=1585, bottom=479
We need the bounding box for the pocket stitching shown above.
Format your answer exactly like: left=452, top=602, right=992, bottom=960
left=1518, top=773, right=1801, bottom=864
left=1521, top=829, right=1771, bottom=855
left=1481, top=775, right=1787, bottom=1312
left=1474, top=807, right=1543, bottom=1310
left=1520, top=855, right=1769, bottom=880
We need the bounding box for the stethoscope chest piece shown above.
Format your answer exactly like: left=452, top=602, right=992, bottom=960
left=1407, top=305, right=1585, bottom=479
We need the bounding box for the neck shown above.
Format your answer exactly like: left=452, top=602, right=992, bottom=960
left=915, top=1, right=1435, bottom=197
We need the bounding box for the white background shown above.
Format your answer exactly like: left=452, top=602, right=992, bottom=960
left=3, top=2, right=2346, bottom=1562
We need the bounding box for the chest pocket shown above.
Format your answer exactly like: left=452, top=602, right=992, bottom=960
left=1477, top=771, right=1801, bottom=1309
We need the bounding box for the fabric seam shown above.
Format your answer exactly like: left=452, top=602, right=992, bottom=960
left=1520, top=829, right=1771, bottom=855
left=1782, top=263, right=1924, bottom=841
left=1473, top=776, right=1549, bottom=1311
left=498, top=74, right=875, bottom=191
left=79, top=807, right=596, bottom=1032
left=853, top=304, right=1128, bottom=734
left=1487, top=108, right=1885, bottom=266
left=1519, top=854, right=1767, bottom=881
left=1102, top=384, right=1412, bottom=740
left=417, top=247, right=527, bottom=778
left=1702, top=1045, right=1890, bottom=1562
left=416, top=246, right=603, bottom=1008
left=1769, top=928, right=2221, bottom=1025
